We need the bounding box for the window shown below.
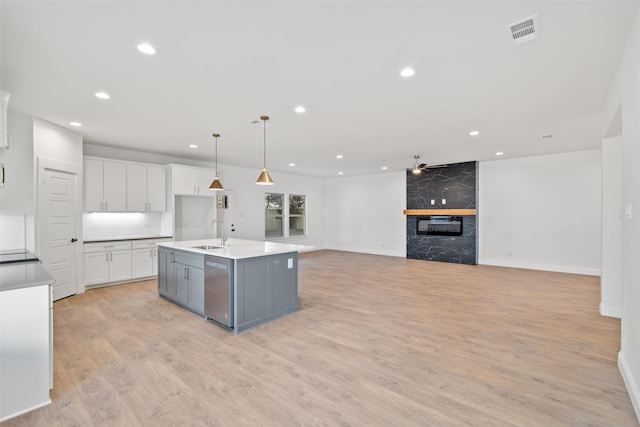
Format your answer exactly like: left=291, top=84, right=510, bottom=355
left=265, top=193, right=284, bottom=238
left=265, top=193, right=306, bottom=239
left=289, top=194, right=306, bottom=236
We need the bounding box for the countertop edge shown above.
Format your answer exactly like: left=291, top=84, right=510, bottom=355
left=0, top=261, right=56, bottom=292
left=83, top=236, right=173, bottom=243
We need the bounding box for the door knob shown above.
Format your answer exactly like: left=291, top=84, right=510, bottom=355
left=70, top=238, right=77, bottom=243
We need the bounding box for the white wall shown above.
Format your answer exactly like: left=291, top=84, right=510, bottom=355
left=324, top=171, right=406, bottom=257
left=478, top=150, right=602, bottom=275
left=218, top=164, right=325, bottom=247
left=603, top=6, right=640, bottom=421
left=0, top=111, right=35, bottom=250
left=601, top=136, right=622, bottom=317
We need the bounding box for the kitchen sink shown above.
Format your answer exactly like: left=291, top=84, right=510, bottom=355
left=192, top=245, right=224, bottom=250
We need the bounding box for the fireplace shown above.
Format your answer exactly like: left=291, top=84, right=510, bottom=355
left=416, top=216, right=463, bottom=237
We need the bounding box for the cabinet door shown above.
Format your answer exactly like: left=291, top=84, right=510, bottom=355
left=84, top=251, right=109, bottom=286
left=173, top=264, right=189, bottom=305
left=84, top=159, right=104, bottom=211
left=131, top=247, right=153, bottom=279
left=187, top=267, right=205, bottom=315
left=109, top=250, right=132, bottom=282
left=103, top=161, right=127, bottom=211
left=147, top=166, right=166, bottom=211
left=126, top=164, right=147, bottom=212
left=157, top=248, right=173, bottom=296
left=152, top=248, right=159, bottom=276
left=173, top=168, right=195, bottom=196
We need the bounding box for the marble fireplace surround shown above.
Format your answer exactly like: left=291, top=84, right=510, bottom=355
left=405, top=161, right=478, bottom=265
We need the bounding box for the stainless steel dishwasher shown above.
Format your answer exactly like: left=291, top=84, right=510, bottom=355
left=204, top=255, right=233, bottom=328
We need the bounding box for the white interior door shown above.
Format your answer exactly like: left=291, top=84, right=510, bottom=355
left=41, top=168, right=78, bottom=301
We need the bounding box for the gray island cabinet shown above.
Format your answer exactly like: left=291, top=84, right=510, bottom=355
left=157, top=239, right=308, bottom=333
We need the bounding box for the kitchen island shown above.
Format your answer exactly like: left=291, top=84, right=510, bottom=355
left=157, top=238, right=309, bottom=334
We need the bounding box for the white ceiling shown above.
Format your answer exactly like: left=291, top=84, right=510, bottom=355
left=1, top=1, right=637, bottom=178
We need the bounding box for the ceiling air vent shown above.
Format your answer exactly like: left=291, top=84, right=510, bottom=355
left=507, top=15, right=540, bottom=45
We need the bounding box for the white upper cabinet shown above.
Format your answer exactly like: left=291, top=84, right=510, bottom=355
left=172, top=166, right=215, bottom=197
left=84, top=158, right=126, bottom=211
left=147, top=166, right=166, bottom=211
left=85, top=157, right=165, bottom=212
left=126, top=164, right=166, bottom=212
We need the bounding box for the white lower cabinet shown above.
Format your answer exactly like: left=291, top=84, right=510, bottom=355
left=84, top=238, right=172, bottom=287
left=131, top=238, right=171, bottom=279
left=83, top=241, right=132, bottom=287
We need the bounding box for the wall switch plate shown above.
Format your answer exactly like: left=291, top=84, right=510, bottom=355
left=442, top=199, right=446, bottom=205
left=288, top=258, right=293, bottom=269
left=430, top=199, right=435, bottom=205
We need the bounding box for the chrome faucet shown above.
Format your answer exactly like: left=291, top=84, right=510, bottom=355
left=209, top=219, right=227, bottom=246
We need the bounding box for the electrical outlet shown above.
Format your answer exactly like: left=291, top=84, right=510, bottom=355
left=442, top=199, right=446, bottom=205
left=431, top=199, right=435, bottom=205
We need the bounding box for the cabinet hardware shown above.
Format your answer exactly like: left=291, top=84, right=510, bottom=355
left=110, top=252, right=113, bottom=261
left=170, top=252, right=175, bottom=263
left=70, top=238, right=77, bottom=243
left=184, top=267, right=188, bottom=279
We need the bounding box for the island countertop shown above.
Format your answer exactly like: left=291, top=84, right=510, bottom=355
left=158, top=238, right=312, bottom=260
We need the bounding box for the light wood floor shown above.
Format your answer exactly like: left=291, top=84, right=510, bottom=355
left=3, top=250, right=638, bottom=426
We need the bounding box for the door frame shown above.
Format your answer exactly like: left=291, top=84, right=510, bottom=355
left=36, top=157, right=84, bottom=295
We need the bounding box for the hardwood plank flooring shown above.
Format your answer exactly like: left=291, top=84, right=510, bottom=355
left=2, top=250, right=637, bottom=426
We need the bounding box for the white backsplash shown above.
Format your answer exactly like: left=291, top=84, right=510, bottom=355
left=83, top=212, right=166, bottom=241
left=0, top=214, right=26, bottom=249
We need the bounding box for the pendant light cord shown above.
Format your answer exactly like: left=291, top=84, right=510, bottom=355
left=263, top=118, right=267, bottom=168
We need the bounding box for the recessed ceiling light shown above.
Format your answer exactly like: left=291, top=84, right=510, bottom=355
left=289, top=163, right=295, bottom=167
left=137, top=43, right=156, bottom=55
left=338, top=172, right=344, bottom=175
left=95, top=91, right=110, bottom=99
left=400, top=67, right=415, bottom=78
left=189, top=144, right=198, bottom=149
left=469, top=130, right=480, bottom=136
left=69, top=121, right=82, bottom=127
left=294, top=106, right=306, bottom=113
left=336, top=154, right=343, bottom=159
left=496, top=152, right=504, bottom=156
left=381, top=166, right=388, bottom=170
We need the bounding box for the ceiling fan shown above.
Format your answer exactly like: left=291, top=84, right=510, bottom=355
left=407, top=155, right=446, bottom=174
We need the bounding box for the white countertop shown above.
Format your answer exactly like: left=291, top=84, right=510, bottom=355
left=0, top=261, right=56, bottom=292
left=158, top=238, right=312, bottom=260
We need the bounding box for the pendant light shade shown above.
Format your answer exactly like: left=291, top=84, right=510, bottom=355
left=209, top=133, right=224, bottom=191
left=256, top=115, right=274, bottom=185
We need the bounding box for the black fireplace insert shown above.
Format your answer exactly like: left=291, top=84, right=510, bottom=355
left=416, top=216, right=463, bottom=236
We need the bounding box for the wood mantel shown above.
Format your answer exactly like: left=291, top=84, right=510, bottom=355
left=403, top=209, right=476, bottom=216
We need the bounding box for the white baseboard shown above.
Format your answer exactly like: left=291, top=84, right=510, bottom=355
left=323, top=245, right=405, bottom=258
left=618, top=351, right=640, bottom=423
left=0, top=399, right=51, bottom=423
left=478, top=258, right=601, bottom=276
left=599, top=302, right=622, bottom=318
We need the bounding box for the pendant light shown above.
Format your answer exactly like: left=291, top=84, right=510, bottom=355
left=209, top=133, right=224, bottom=191
left=256, top=115, right=274, bottom=185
